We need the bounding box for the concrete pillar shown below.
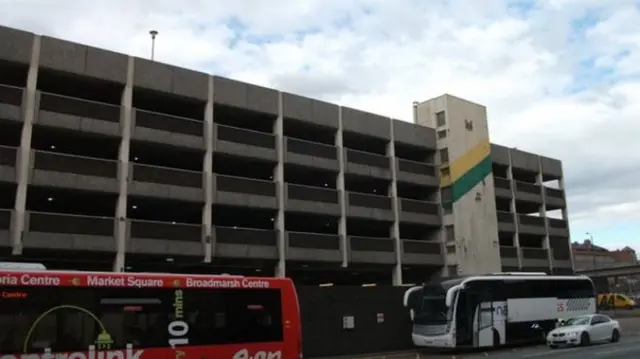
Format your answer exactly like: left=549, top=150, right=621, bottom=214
left=558, top=177, right=575, bottom=271
left=336, top=107, right=348, bottom=268
left=506, top=148, right=521, bottom=269
left=437, top=214, right=447, bottom=276
left=12, top=35, right=41, bottom=255
left=113, top=56, right=134, bottom=272
left=202, top=76, right=214, bottom=263
left=387, top=121, right=402, bottom=285
left=431, top=134, right=447, bottom=279
left=273, top=92, right=286, bottom=277
left=537, top=157, right=552, bottom=272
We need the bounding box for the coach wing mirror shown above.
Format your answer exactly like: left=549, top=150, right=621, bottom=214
left=446, top=285, right=463, bottom=307
left=403, top=286, right=422, bottom=309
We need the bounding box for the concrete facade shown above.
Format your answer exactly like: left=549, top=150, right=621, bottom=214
left=0, top=25, right=573, bottom=282
left=416, top=94, right=573, bottom=276
left=0, top=26, right=443, bottom=285
left=416, top=95, right=501, bottom=276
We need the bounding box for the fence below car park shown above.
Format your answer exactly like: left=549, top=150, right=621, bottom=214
left=298, top=285, right=414, bottom=358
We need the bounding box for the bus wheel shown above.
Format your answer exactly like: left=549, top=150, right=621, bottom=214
left=580, top=332, right=590, bottom=346
left=611, top=329, right=620, bottom=343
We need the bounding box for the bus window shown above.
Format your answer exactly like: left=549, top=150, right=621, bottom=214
left=186, top=288, right=283, bottom=345
left=0, top=287, right=99, bottom=353
left=1, top=286, right=285, bottom=356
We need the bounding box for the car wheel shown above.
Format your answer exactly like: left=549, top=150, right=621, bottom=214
left=549, top=345, right=558, bottom=349
left=580, top=332, right=590, bottom=346
left=611, top=329, right=620, bottom=343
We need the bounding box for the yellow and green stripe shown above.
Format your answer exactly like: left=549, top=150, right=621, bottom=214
left=441, top=140, right=492, bottom=204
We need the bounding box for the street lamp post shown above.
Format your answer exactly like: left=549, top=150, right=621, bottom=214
left=586, top=232, right=595, bottom=269
left=586, top=232, right=594, bottom=243
left=149, top=30, right=158, bottom=61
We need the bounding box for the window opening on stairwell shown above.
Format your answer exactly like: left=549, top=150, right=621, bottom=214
left=445, top=225, right=455, bottom=243
left=437, top=130, right=447, bottom=139
left=447, top=265, right=458, bottom=277
left=440, top=187, right=452, bottom=203
left=441, top=167, right=450, bottom=178
left=439, top=148, right=449, bottom=164
left=464, top=118, right=473, bottom=131
left=436, top=111, right=446, bottom=127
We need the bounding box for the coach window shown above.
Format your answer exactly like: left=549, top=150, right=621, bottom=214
left=563, top=280, right=593, bottom=298
left=500, top=281, right=520, bottom=298
left=502, top=280, right=531, bottom=298
left=535, top=280, right=555, bottom=298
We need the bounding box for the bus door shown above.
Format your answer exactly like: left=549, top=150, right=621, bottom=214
left=469, top=290, right=495, bottom=348
left=454, top=289, right=472, bottom=347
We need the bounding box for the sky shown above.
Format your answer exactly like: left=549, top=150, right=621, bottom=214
left=1, top=0, right=638, bottom=252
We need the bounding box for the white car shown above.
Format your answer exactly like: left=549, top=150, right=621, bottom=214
left=546, top=314, right=621, bottom=348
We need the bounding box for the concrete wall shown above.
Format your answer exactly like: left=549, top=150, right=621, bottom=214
left=416, top=95, right=500, bottom=275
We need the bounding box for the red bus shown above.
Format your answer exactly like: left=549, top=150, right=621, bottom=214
left=0, top=268, right=302, bottom=359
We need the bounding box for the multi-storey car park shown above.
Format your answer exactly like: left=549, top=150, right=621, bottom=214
left=0, top=25, right=573, bottom=285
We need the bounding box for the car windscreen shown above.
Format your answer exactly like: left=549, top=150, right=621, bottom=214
left=562, top=316, right=591, bottom=326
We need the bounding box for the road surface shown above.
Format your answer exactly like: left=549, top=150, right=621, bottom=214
left=470, top=338, right=640, bottom=359
left=443, top=318, right=640, bottom=358
left=319, top=317, right=640, bottom=359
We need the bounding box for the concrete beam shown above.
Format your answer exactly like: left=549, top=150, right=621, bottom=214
left=577, top=264, right=640, bottom=277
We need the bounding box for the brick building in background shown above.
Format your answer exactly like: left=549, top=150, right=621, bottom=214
left=572, top=239, right=637, bottom=271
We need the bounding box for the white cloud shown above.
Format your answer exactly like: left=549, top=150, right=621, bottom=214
left=1, top=0, right=638, bottom=250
